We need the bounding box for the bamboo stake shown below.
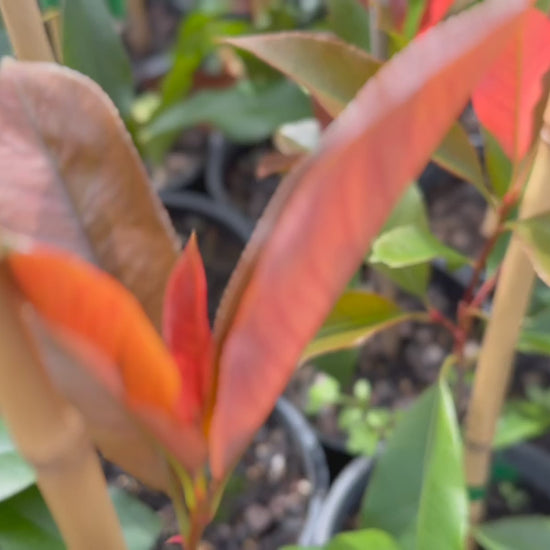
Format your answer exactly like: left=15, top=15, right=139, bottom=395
left=0, top=0, right=54, bottom=62
left=126, top=0, right=151, bottom=56
left=0, top=268, right=127, bottom=550
left=464, top=95, right=550, bottom=525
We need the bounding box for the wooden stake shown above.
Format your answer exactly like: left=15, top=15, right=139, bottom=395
left=0, top=268, right=127, bottom=550
left=0, top=0, right=54, bottom=62
left=464, top=95, right=550, bottom=524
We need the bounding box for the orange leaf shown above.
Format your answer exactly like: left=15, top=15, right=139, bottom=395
left=6, top=247, right=208, bottom=478
left=472, top=8, right=550, bottom=162
left=163, top=234, right=213, bottom=424
left=209, top=0, right=531, bottom=479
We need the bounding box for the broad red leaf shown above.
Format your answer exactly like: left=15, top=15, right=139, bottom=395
left=209, top=0, right=531, bottom=479
left=163, top=233, right=213, bottom=424
left=419, top=0, right=455, bottom=32
left=6, top=247, right=208, bottom=479
left=472, top=9, right=550, bottom=162
left=0, top=60, right=179, bottom=329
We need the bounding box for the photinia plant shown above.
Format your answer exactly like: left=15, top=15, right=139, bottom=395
left=0, top=0, right=540, bottom=548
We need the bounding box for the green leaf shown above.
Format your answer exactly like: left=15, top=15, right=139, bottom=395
left=371, top=183, right=432, bottom=297
left=161, top=13, right=248, bottom=107
left=370, top=225, right=470, bottom=270
left=62, top=0, right=134, bottom=119
left=0, top=485, right=161, bottom=550
left=302, top=290, right=416, bottom=362
left=361, top=380, right=467, bottom=550
left=475, top=516, right=550, bottom=550
left=536, top=0, right=550, bottom=13
left=223, top=32, right=380, bottom=118
left=306, top=375, right=341, bottom=414
left=142, top=79, right=311, bottom=160
left=518, top=306, right=550, bottom=356
left=514, top=212, right=550, bottom=287
left=327, top=0, right=371, bottom=52
left=403, top=0, right=427, bottom=39
left=312, top=348, right=358, bottom=387
left=0, top=419, right=35, bottom=502
left=432, top=123, right=488, bottom=200
left=494, top=399, right=550, bottom=449
left=483, top=129, right=512, bottom=198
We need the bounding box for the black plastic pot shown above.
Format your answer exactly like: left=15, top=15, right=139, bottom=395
left=273, top=397, right=331, bottom=545
left=303, top=443, right=550, bottom=546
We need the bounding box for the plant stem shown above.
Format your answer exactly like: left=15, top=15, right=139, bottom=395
left=0, top=0, right=54, bottom=62
left=0, top=268, right=127, bottom=550
left=463, top=94, right=550, bottom=525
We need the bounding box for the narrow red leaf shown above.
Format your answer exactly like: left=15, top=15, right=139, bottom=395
left=163, top=233, right=213, bottom=424
left=209, top=0, right=531, bottom=479
left=472, top=8, right=550, bottom=161
left=419, top=0, right=455, bottom=32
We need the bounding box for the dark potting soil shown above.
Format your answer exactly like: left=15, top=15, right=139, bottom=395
left=105, top=414, right=310, bottom=550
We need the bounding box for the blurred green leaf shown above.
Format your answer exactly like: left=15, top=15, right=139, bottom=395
left=494, top=399, right=550, bottom=449
left=403, top=0, right=427, bottom=39
left=371, top=225, right=469, bottom=270
left=518, top=307, right=550, bottom=356
left=537, top=0, right=550, bottom=12
left=162, top=13, right=248, bottom=106
left=306, top=374, right=341, bottom=414
left=0, top=485, right=161, bottom=550
left=143, top=79, right=311, bottom=160
left=62, top=0, right=134, bottom=119
left=514, top=213, right=550, bottom=287
left=0, top=419, right=35, bottom=502
left=361, top=380, right=467, bottom=550
left=327, top=0, right=370, bottom=52
left=283, top=529, right=399, bottom=550
left=475, top=516, right=550, bottom=550
left=313, top=348, right=359, bottom=387
left=432, top=123, right=488, bottom=199
left=302, top=290, right=415, bottom=362
left=483, top=129, right=512, bottom=198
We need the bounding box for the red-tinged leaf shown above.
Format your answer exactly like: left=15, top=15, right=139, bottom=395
left=209, top=0, right=531, bottom=479
left=223, top=33, right=381, bottom=119
left=419, top=0, right=456, bottom=32
left=6, top=247, right=208, bottom=478
left=0, top=60, right=179, bottom=329
left=163, top=233, right=213, bottom=423
left=472, top=9, right=550, bottom=162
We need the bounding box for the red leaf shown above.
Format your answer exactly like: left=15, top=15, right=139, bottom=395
left=472, top=8, right=550, bottom=161
left=419, top=0, right=455, bottom=32
left=209, top=0, right=531, bottom=479
left=163, top=233, right=212, bottom=424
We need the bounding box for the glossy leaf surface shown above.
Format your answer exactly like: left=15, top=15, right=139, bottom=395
left=0, top=419, right=35, bottom=502
left=301, top=290, right=416, bottom=362
left=475, top=516, right=550, bottom=550
left=472, top=9, right=550, bottom=161
left=209, top=0, right=532, bottom=479
left=514, top=212, right=550, bottom=287
left=0, top=61, right=179, bottom=328
left=0, top=485, right=161, bottom=550
left=283, top=529, right=399, bottom=550
left=62, top=0, right=134, bottom=118
left=361, top=381, right=467, bottom=549
left=163, top=234, right=213, bottom=423
left=223, top=32, right=380, bottom=119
